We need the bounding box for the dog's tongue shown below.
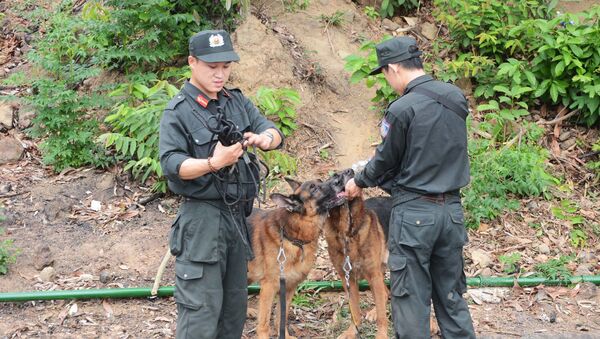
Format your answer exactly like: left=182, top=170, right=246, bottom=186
left=337, top=192, right=347, bottom=198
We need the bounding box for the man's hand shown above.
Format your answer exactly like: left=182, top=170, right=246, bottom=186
left=344, top=178, right=363, bottom=200
left=211, top=141, right=243, bottom=169
left=243, top=131, right=272, bottom=150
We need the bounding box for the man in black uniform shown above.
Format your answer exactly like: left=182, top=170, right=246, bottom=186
left=159, top=30, right=283, bottom=339
left=344, top=36, right=476, bottom=339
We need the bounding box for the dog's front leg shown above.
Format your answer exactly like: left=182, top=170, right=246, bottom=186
left=256, top=280, right=278, bottom=339
left=366, top=271, right=389, bottom=339
left=337, top=277, right=361, bottom=339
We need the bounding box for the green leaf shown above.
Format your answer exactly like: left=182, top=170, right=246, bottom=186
left=554, top=61, right=565, bottom=76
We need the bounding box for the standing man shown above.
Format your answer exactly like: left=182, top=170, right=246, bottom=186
left=344, top=36, right=476, bottom=339
left=159, top=29, right=283, bottom=339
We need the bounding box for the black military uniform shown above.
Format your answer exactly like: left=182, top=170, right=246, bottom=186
left=354, top=37, right=476, bottom=339
left=159, top=30, right=283, bottom=339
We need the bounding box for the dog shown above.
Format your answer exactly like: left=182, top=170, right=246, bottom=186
left=321, top=169, right=389, bottom=339
left=247, top=177, right=339, bottom=339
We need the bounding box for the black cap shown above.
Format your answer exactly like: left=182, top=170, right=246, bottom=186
left=189, top=30, right=240, bottom=63
left=369, top=36, right=422, bottom=75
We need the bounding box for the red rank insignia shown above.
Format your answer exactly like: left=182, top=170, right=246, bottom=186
left=196, top=95, right=209, bottom=108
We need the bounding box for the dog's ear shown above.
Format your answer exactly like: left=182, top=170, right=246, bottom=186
left=283, top=177, right=301, bottom=192
left=271, top=193, right=304, bottom=213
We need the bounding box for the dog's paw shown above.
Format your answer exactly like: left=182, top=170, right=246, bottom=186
left=365, top=307, right=377, bottom=322
left=336, top=326, right=358, bottom=339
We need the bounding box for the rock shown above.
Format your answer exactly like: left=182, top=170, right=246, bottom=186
left=34, top=245, right=54, bottom=270
left=0, top=102, right=13, bottom=129
left=470, top=249, right=493, bottom=268
left=0, top=136, right=24, bottom=164
left=577, top=282, right=597, bottom=300
left=99, top=270, right=111, bottom=283
left=561, top=138, right=577, bottom=149
left=18, top=106, right=36, bottom=129
left=575, top=263, right=593, bottom=276
left=468, top=287, right=511, bottom=304
left=420, top=22, right=438, bottom=40
left=559, top=131, right=572, bottom=141
left=39, top=266, right=56, bottom=282
left=0, top=182, right=11, bottom=194
left=481, top=267, right=493, bottom=276
left=538, top=243, right=550, bottom=254
left=578, top=250, right=595, bottom=263
left=403, top=16, right=418, bottom=26
left=382, top=18, right=400, bottom=31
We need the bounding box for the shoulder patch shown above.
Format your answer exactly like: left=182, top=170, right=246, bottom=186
left=166, top=93, right=186, bottom=110
left=379, top=117, right=391, bottom=138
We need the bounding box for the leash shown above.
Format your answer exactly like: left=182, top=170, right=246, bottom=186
left=342, top=201, right=360, bottom=336
left=278, top=226, right=287, bottom=339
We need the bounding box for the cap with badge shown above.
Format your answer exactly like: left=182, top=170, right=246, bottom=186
left=189, top=30, right=240, bottom=63
left=369, top=36, right=422, bottom=75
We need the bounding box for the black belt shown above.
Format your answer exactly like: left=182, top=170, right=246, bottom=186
left=392, top=188, right=459, bottom=207
left=419, top=191, right=459, bottom=203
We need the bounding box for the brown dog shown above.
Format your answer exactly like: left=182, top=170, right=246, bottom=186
left=247, top=177, right=338, bottom=339
left=322, top=169, right=389, bottom=339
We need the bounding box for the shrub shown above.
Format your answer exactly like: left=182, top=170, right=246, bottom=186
left=344, top=36, right=396, bottom=113
left=434, top=1, right=600, bottom=125
left=99, top=78, right=181, bottom=192
left=253, top=87, right=301, bottom=137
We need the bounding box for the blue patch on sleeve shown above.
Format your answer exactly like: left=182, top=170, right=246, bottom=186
left=380, top=118, right=390, bottom=138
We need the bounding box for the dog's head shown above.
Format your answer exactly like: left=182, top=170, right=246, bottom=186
left=321, top=168, right=354, bottom=209
left=270, top=177, right=334, bottom=216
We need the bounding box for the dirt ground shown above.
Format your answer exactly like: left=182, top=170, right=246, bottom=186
left=1, top=0, right=600, bottom=338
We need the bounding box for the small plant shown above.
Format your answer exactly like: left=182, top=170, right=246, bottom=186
left=534, top=255, right=574, bottom=280
left=498, top=252, right=522, bottom=274
left=258, top=149, right=298, bottom=180
left=99, top=78, right=179, bottom=192
left=284, top=0, right=309, bottom=12
left=464, top=138, right=557, bottom=229
left=1, top=71, right=28, bottom=87
left=344, top=36, right=396, bottom=113
left=586, top=139, right=600, bottom=181
left=319, top=11, right=345, bottom=28
left=551, top=200, right=585, bottom=225
left=380, top=0, right=421, bottom=18
left=0, top=209, right=19, bottom=275
left=319, top=148, right=330, bottom=160
left=364, top=6, right=380, bottom=20
left=254, top=87, right=301, bottom=137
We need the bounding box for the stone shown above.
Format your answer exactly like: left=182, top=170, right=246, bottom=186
left=39, top=266, right=56, bottom=282
left=18, top=106, right=36, bottom=129
left=99, top=270, right=111, bottom=283
left=382, top=18, right=400, bottom=31
left=33, top=245, right=54, bottom=270
left=0, top=102, right=13, bottom=129
left=538, top=243, right=550, bottom=254
left=577, top=282, right=597, bottom=300
left=0, top=136, right=24, bottom=164
left=420, top=22, right=438, bottom=40
left=470, top=248, right=493, bottom=268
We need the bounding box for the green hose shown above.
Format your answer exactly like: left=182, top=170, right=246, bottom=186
left=1, top=275, right=599, bottom=302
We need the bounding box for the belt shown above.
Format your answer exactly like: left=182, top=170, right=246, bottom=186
left=419, top=192, right=457, bottom=203
left=392, top=188, right=460, bottom=207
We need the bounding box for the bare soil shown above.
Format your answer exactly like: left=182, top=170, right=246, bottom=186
left=1, top=0, right=600, bottom=338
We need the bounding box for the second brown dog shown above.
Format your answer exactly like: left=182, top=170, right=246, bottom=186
left=322, top=169, right=389, bottom=339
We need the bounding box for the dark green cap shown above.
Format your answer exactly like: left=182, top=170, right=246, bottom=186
left=369, top=36, right=422, bottom=75
left=189, top=30, right=240, bottom=63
